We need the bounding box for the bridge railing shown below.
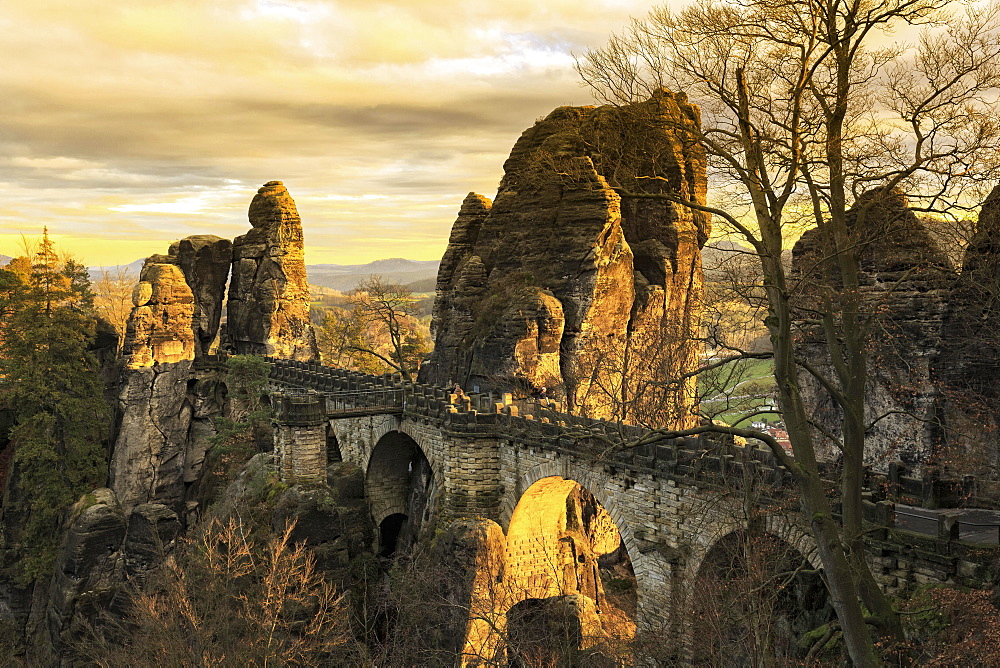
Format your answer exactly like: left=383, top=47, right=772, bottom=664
left=261, top=356, right=803, bottom=491
left=324, top=388, right=404, bottom=416
left=258, top=356, right=1000, bottom=538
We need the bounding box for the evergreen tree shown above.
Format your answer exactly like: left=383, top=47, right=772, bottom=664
left=0, top=230, right=109, bottom=582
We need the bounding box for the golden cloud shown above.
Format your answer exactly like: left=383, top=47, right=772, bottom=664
left=1, top=0, right=659, bottom=266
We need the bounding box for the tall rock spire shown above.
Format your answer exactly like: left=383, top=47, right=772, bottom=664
left=224, top=181, right=318, bottom=360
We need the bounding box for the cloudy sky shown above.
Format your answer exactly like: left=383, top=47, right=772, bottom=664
left=1, top=0, right=663, bottom=266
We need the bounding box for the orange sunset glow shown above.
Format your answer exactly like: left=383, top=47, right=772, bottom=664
left=1, top=0, right=662, bottom=267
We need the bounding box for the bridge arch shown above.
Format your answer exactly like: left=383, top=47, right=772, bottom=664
left=682, top=515, right=829, bottom=664
left=501, top=462, right=645, bottom=656
left=365, top=430, right=436, bottom=557
left=501, top=461, right=646, bottom=591
left=682, top=513, right=822, bottom=591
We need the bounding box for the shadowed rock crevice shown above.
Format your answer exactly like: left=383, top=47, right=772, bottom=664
left=171, top=235, right=233, bottom=357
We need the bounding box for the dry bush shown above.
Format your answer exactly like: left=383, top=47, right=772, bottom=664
left=77, top=516, right=358, bottom=667
left=899, top=586, right=1000, bottom=666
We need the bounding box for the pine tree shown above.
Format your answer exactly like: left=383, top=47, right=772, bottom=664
left=0, top=230, right=109, bottom=582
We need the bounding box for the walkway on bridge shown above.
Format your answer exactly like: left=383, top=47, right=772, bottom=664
left=257, top=354, right=1000, bottom=548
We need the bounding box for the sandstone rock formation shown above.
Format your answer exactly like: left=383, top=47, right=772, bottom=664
left=114, top=182, right=318, bottom=514
left=111, top=362, right=224, bottom=514
left=271, top=463, right=374, bottom=587
left=122, top=503, right=182, bottom=578
left=225, top=181, right=318, bottom=360
left=121, top=233, right=232, bottom=367
left=114, top=244, right=228, bottom=514
left=792, top=189, right=952, bottom=468
left=4, top=181, right=328, bottom=661
left=936, top=185, right=1000, bottom=399
left=506, top=594, right=604, bottom=665
left=421, top=92, right=708, bottom=426
left=170, top=235, right=232, bottom=356
left=42, top=490, right=181, bottom=660
left=44, top=488, right=126, bottom=659
left=934, top=185, right=1000, bottom=472
left=433, top=518, right=507, bottom=660
left=122, top=261, right=196, bottom=368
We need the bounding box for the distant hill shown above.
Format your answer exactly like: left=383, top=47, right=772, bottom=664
left=82, top=256, right=440, bottom=293
left=405, top=277, right=437, bottom=294
left=87, top=259, right=145, bottom=283
left=0, top=254, right=11, bottom=266
left=306, top=258, right=439, bottom=292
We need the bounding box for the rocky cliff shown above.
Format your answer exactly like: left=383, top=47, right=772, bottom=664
left=121, top=235, right=232, bottom=368
left=792, top=189, right=953, bottom=468
left=225, top=181, right=318, bottom=360
left=420, top=91, right=708, bottom=426
left=113, top=182, right=317, bottom=516
left=31, top=179, right=329, bottom=658
left=934, top=185, right=1000, bottom=473
left=110, top=363, right=223, bottom=514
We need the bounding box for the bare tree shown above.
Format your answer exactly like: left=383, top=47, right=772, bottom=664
left=345, top=276, right=430, bottom=381
left=566, top=318, right=700, bottom=428
left=92, top=266, right=135, bottom=353
left=579, top=1, right=1000, bottom=663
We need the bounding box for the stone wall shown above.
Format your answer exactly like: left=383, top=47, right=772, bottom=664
left=326, top=413, right=502, bottom=525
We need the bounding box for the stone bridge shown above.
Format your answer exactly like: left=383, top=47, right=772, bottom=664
left=258, top=356, right=999, bottom=659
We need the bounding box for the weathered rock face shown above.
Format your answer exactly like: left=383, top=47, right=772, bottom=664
left=170, top=235, right=232, bottom=356
left=44, top=489, right=126, bottom=658
left=122, top=261, right=196, bottom=368
left=38, top=489, right=183, bottom=661
left=122, top=234, right=232, bottom=367
left=123, top=503, right=182, bottom=578
left=111, top=362, right=225, bottom=514
left=506, top=595, right=602, bottom=666
left=421, top=92, right=708, bottom=426
left=934, top=185, right=1000, bottom=472
left=271, top=463, right=374, bottom=589
left=22, top=488, right=182, bottom=661
left=792, top=189, right=953, bottom=468
left=937, top=185, right=1000, bottom=398
left=433, top=518, right=507, bottom=660
left=225, top=181, right=318, bottom=360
